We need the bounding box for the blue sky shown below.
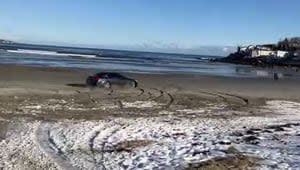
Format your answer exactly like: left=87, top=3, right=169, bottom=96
left=0, top=0, right=299, bottom=55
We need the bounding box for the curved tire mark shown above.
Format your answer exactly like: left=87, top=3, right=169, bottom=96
left=107, top=89, right=114, bottom=96
left=89, top=131, right=104, bottom=170
left=137, top=88, right=145, bottom=96
left=48, top=130, right=64, bottom=156
left=116, top=100, right=123, bottom=109
left=151, top=88, right=164, bottom=101
left=94, top=124, right=121, bottom=169
left=164, top=92, right=174, bottom=108
left=86, top=92, right=97, bottom=103
left=198, top=91, right=227, bottom=102
left=146, top=91, right=152, bottom=100
left=218, top=92, right=249, bottom=105
left=35, top=122, right=77, bottom=170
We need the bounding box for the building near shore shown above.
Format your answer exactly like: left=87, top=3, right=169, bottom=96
left=276, top=50, right=289, bottom=58
left=237, top=45, right=289, bottom=58
left=250, top=49, right=274, bottom=58
left=238, top=45, right=252, bottom=53
left=250, top=46, right=275, bottom=58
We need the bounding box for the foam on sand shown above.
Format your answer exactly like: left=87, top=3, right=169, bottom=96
left=122, top=101, right=162, bottom=108
left=1, top=100, right=300, bottom=169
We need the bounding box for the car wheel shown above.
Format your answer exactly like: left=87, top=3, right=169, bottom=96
left=103, top=81, right=111, bottom=88
left=86, top=76, right=96, bottom=87
left=130, top=80, right=137, bottom=88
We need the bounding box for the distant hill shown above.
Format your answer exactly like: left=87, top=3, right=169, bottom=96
left=0, top=39, right=15, bottom=44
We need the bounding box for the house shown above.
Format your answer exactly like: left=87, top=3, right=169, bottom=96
left=276, top=51, right=289, bottom=58
left=237, top=45, right=254, bottom=53
left=250, top=46, right=276, bottom=58
left=250, top=49, right=275, bottom=58
left=260, top=44, right=277, bottom=50
left=236, top=44, right=290, bottom=58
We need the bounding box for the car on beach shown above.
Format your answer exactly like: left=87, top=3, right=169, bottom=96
left=86, top=72, right=138, bottom=88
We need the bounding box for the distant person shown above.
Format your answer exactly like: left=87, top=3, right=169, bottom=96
left=274, top=73, right=279, bottom=80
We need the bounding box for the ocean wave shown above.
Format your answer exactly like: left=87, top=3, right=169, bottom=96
left=6, top=49, right=97, bottom=58
left=196, top=57, right=211, bottom=60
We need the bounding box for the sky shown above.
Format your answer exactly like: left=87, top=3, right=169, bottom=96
left=0, top=0, right=299, bottom=55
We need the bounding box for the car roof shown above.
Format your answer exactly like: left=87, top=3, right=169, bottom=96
left=95, top=72, right=123, bottom=77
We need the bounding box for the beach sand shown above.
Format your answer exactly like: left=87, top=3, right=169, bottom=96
left=1, top=64, right=300, bottom=169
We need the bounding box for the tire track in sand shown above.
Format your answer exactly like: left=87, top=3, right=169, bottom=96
left=217, top=92, right=249, bottom=105
left=89, top=131, right=101, bottom=169
left=35, top=122, right=77, bottom=170
left=198, top=90, right=248, bottom=105
left=164, top=92, right=174, bottom=109
left=89, top=124, right=122, bottom=169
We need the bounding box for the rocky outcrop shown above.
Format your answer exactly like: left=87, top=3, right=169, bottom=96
left=215, top=54, right=300, bottom=68
left=214, top=37, right=300, bottom=68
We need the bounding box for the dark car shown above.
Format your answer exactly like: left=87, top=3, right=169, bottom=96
left=86, top=72, right=138, bottom=88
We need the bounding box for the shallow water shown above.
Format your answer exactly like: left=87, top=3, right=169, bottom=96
left=1, top=43, right=300, bottom=78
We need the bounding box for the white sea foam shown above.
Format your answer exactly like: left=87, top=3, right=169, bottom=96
left=7, top=49, right=97, bottom=58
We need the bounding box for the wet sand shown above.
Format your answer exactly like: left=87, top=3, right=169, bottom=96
left=1, top=64, right=300, bottom=121
left=1, top=64, right=300, bottom=99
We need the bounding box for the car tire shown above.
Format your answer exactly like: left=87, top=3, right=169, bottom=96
left=86, top=76, right=96, bottom=87
left=130, top=80, right=137, bottom=88
left=103, top=81, right=111, bottom=88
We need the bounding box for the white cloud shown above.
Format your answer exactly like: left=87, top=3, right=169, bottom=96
left=134, top=41, right=236, bottom=56
left=223, top=47, right=228, bottom=52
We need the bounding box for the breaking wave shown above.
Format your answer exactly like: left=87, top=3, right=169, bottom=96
left=6, top=49, right=97, bottom=59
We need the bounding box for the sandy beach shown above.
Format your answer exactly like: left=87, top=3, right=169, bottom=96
left=1, top=64, right=300, bottom=169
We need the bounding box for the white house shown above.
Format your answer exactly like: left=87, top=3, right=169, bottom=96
left=250, top=48, right=275, bottom=58
left=237, top=44, right=290, bottom=58
left=276, top=51, right=289, bottom=58
left=238, top=45, right=255, bottom=53
left=249, top=45, right=289, bottom=58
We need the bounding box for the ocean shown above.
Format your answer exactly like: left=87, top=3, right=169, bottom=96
left=0, top=43, right=297, bottom=78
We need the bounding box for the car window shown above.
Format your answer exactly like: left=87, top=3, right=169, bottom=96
left=96, top=73, right=109, bottom=78
left=96, top=73, right=104, bottom=77
left=109, top=73, right=123, bottom=78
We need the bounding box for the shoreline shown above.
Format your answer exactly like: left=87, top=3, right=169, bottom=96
left=1, top=64, right=300, bottom=100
